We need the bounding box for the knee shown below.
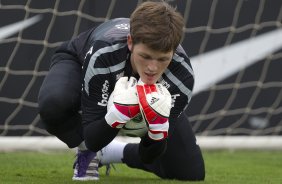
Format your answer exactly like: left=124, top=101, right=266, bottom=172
left=176, top=149, right=205, bottom=181
left=163, top=162, right=205, bottom=181
left=180, top=162, right=205, bottom=181
left=38, top=91, right=63, bottom=120
left=161, top=147, right=205, bottom=181
left=39, top=86, right=78, bottom=116
left=180, top=155, right=205, bottom=181
left=38, top=89, right=80, bottom=134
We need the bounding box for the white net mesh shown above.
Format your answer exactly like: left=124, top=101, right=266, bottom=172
left=0, top=0, right=281, bottom=139
left=184, top=0, right=282, bottom=136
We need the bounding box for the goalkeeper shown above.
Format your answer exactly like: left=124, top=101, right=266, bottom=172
left=38, top=0, right=205, bottom=181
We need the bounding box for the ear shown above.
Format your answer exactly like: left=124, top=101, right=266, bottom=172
left=127, top=34, right=133, bottom=51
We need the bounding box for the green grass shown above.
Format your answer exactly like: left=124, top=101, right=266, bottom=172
left=1, top=150, right=282, bottom=184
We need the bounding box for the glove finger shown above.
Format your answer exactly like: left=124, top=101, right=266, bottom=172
left=136, top=85, right=147, bottom=107
left=148, top=84, right=157, bottom=94
left=137, top=84, right=145, bottom=99
left=115, top=77, right=128, bottom=90
left=137, top=79, right=145, bottom=86
left=144, top=84, right=152, bottom=95
left=156, top=83, right=171, bottom=96
left=128, top=77, right=137, bottom=88
left=136, top=79, right=148, bottom=101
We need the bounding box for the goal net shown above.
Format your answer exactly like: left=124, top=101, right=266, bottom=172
left=0, top=0, right=281, bottom=150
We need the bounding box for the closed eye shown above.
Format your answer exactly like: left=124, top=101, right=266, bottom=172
left=140, top=54, right=152, bottom=60
left=158, top=58, right=170, bottom=62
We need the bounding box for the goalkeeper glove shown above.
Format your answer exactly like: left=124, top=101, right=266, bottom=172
left=136, top=80, right=172, bottom=141
left=105, top=77, right=140, bottom=128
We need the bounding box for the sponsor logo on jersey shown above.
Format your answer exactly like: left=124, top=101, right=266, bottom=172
left=98, top=80, right=110, bottom=106
left=171, top=94, right=180, bottom=108
left=84, top=46, right=93, bottom=59
left=115, top=23, right=129, bottom=30
left=158, top=77, right=170, bottom=89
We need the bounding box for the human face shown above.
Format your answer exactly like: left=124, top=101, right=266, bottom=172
left=127, top=35, right=173, bottom=85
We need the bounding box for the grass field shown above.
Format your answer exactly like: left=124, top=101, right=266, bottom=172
left=1, top=150, right=282, bottom=184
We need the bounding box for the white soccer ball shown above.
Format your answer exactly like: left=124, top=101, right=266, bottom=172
left=107, top=92, right=148, bottom=137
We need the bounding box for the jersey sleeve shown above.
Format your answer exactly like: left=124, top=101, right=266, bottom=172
left=81, top=40, right=117, bottom=126
left=49, top=27, right=113, bottom=125
left=50, top=28, right=95, bottom=66
left=169, top=74, right=194, bottom=119
left=166, top=49, right=195, bottom=134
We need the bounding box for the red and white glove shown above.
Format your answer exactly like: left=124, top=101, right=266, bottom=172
left=105, top=77, right=140, bottom=128
left=136, top=80, right=172, bottom=141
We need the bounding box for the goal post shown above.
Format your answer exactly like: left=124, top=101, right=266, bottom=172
left=0, top=0, right=281, bottom=150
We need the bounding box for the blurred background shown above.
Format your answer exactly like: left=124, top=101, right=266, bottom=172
left=0, top=0, right=281, bottom=148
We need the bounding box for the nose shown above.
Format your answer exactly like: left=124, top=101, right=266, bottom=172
left=147, top=60, right=158, bottom=72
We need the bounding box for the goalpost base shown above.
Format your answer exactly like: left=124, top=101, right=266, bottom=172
left=0, top=136, right=281, bottom=152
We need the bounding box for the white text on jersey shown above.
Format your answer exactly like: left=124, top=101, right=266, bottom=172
left=98, top=80, right=110, bottom=106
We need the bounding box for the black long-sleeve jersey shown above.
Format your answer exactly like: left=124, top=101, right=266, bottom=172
left=52, top=18, right=194, bottom=136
